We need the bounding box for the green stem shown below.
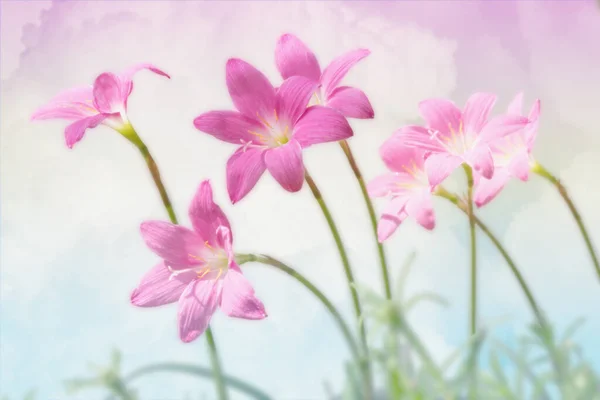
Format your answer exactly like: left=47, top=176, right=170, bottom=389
left=303, top=169, right=373, bottom=399
left=236, top=253, right=361, bottom=362
left=463, top=164, right=477, bottom=337
left=339, top=140, right=392, bottom=299
left=338, top=140, right=398, bottom=398
left=125, top=363, right=272, bottom=400
left=435, top=187, right=548, bottom=328
left=532, top=161, right=600, bottom=282
left=118, top=123, right=229, bottom=400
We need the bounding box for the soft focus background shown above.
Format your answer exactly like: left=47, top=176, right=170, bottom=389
left=2, top=1, right=600, bottom=398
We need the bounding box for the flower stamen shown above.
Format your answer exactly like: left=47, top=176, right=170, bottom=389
left=256, top=112, right=272, bottom=129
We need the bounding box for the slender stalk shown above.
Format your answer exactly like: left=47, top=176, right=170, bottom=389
left=236, top=253, right=361, bottom=361
left=339, top=140, right=392, bottom=299
left=125, top=363, right=273, bottom=400
left=463, top=164, right=478, bottom=337
left=531, top=161, right=600, bottom=282
left=338, top=140, right=400, bottom=398
left=435, top=187, right=547, bottom=328
left=117, top=123, right=229, bottom=400
left=303, top=169, right=373, bottom=399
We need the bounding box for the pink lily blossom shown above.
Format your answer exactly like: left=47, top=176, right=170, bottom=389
left=474, top=93, right=541, bottom=207
left=131, top=180, right=267, bottom=343
left=275, top=33, right=374, bottom=119
left=401, top=93, right=529, bottom=187
left=194, top=58, right=353, bottom=203
left=368, top=134, right=436, bottom=242
left=31, top=63, right=170, bottom=148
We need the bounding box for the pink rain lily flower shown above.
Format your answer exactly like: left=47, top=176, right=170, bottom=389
left=401, top=93, right=529, bottom=187
left=194, top=58, right=353, bottom=203
left=275, top=33, right=374, bottom=119
left=368, top=134, right=436, bottom=242
left=31, top=63, right=169, bottom=148
left=474, top=93, right=541, bottom=207
left=131, top=180, right=267, bottom=343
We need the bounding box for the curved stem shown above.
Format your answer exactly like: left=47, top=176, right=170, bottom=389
left=125, top=363, right=272, bottom=400
left=118, top=123, right=228, bottom=400
left=435, top=187, right=548, bottom=328
left=236, top=253, right=361, bottom=361
left=303, top=169, right=372, bottom=399
left=339, top=140, right=392, bottom=299
left=463, top=165, right=478, bottom=337
left=532, top=161, right=600, bottom=282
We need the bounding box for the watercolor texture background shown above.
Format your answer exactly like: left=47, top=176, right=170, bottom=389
left=1, top=1, right=600, bottom=398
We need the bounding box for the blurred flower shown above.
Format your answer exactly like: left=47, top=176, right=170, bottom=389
left=132, top=180, right=267, bottom=342
left=368, top=135, right=436, bottom=241
left=194, top=58, right=353, bottom=203
left=275, top=33, right=374, bottom=119
left=31, top=63, right=169, bottom=148
left=400, top=93, right=528, bottom=186
left=474, top=93, right=541, bottom=207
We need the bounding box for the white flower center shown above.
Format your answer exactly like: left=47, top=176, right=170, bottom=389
left=429, top=121, right=477, bottom=156
left=247, top=110, right=291, bottom=148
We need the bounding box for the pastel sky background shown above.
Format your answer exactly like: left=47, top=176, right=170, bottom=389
left=2, top=1, right=600, bottom=399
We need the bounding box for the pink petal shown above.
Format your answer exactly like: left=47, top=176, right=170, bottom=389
left=226, top=58, right=276, bottom=119
left=120, top=63, right=170, bottom=82
left=507, top=92, right=524, bottom=116
left=418, top=98, right=462, bottom=136
left=367, top=172, right=415, bottom=198
left=193, top=111, right=263, bottom=144
left=466, top=145, right=494, bottom=179
left=130, top=262, right=196, bottom=307
left=64, top=113, right=111, bottom=149
left=276, top=76, right=318, bottom=125
left=178, top=280, right=220, bottom=343
left=226, top=146, right=267, bottom=204
left=368, top=173, right=401, bottom=197
left=507, top=150, right=531, bottom=181
left=462, top=93, right=496, bottom=134
left=321, top=49, right=370, bottom=97
left=525, top=100, right=541, bottom=148
left=377, top=197, right=409, bottom=242
left=478, top=115, right=529, bottom=143
left=424, top=153, right=463, bottom=186
left=140, top=221, right=204, bottom=268
left=275, top=34, right=321, bottom=82
left=405, top=190, right=435, bottom=230
left=380, top=133, right=426, bottom=173
left=474, top=168, right=511, bottom=207
left=220, top=269, right=267, bottom=319
left=293, top=106, right=353, bottom=147
left=264, top=140, right=304, bottom=192
left=528, top=99, right=541, bottom=122
left=189, top=180, right=232, bottom=247
left=93, top=73, right=125, bottom=114
left=118, top=63, right=170, bottom=104
left=326, top=86, right=374, bottom=119
left=396, top=125, right=446, bottom=153
left=31, top=86, right=97, bottom=121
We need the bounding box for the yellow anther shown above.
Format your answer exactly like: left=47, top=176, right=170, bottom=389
left=204, top=241, right=213, bottom=249
left=188, top=253, right=205, bottom=262
left=274, top=109, right=279, bottom=122
left=313, top=92, right=321, bottom=105
left=256, top=112, right=273, bottom=129
left=215, top=269, right=223, bottom=281
left=248, top=130, right=267, bottom=141
left=459, top=119, right=463, bottom=134
left=197, top=268, right=211, bottom=279
left=401, top=164, right=416, bottom=178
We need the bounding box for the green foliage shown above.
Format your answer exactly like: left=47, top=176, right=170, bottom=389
left=64, top=349, right=137, bottom=400
left=58, top=253, right=600, bottom=400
